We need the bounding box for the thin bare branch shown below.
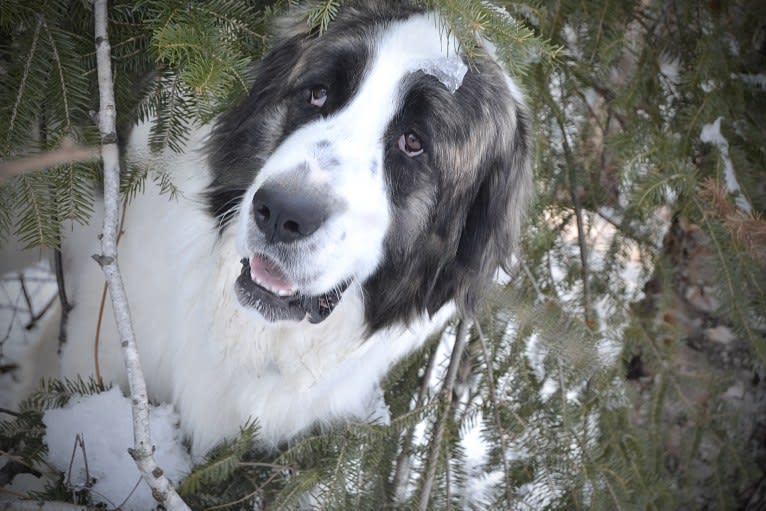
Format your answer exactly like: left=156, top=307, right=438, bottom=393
left=541, top=77, right=594, bottom=326
left=24, top=292, right=57, bottom=330
left=54, top=244, right=72, bottom=351
left=92, top=1, right=190, bottom=509
left=94, top=203, right=128, bottom=385
left=391, top=337, right=440, bottom=503
left=0, top=145, right=100, bottom=181
left=417, top=321, right=470, bottom=511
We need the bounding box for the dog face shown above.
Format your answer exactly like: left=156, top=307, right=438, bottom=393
left=206, top=5, right=532, bottom=329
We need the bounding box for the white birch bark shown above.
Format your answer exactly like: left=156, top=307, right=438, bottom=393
left=92, top=1, right=190, bottom=508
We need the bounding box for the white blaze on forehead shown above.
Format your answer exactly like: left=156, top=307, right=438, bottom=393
left=335, top=13, right=464, bottom=146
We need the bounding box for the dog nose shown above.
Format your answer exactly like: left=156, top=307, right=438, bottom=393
left=252, top=185, right=328, bottom=243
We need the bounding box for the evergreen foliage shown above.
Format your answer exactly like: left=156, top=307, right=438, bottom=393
left=1, top=0, right=765, bottom=509
left=0, top=0, right=280, bottom=248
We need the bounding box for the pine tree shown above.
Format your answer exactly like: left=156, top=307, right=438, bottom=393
left=1, top=0, right=764, bottom=509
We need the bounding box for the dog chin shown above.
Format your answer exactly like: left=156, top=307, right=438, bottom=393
left=234, top=257, right=348, bottom=324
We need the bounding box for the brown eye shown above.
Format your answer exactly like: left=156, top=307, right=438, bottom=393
left=398, top=132, right=424, bottom=157
left=308, top=86, right=328, bottom=108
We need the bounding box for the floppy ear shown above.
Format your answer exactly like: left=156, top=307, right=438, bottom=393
left=207, top=32, right=306, bottom=171
left=205, top=15, right=312, bottom=229
left=428, top=80, right=533, bottom=318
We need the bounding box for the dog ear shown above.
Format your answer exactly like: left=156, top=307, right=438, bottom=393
left=208, top=36, right=304, bottom=167
left=427, top=80, right=533, bottom=318
left=205, top=19, right=312, bottom=228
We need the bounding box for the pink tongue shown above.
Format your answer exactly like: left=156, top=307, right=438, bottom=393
left=250, top=255, right=296, bottom=295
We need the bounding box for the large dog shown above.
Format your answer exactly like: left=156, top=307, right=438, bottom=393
left=4, top=3, right=532, bottom=455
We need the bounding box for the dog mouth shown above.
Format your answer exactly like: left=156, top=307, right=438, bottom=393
left=235, top=255, right=348, bottom=323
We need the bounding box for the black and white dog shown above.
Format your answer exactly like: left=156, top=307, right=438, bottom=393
left=5, top=3, right=532, bottom=455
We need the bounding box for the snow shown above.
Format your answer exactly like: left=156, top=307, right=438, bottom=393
left=364, top=383, right=391, bottom=425
left=0, top=266, right=58, bottom=410
left=459, top=413, right=505, bottom=509
left=539, top=377, right=558, bottom=401
left=42, top=387, right=192, bottom=510
left=562, top=24, right=583, bottom=59
left=733, top=72, right=766, bottom=90
left=524, top=333, right=547, bottom=382
left=658, top=54, right=681, bottom=99
left=699, top=117, right=752, bottom=212
left=700, top=80, right=717, bottom=93
left=416, top=57, right=468, bottom=94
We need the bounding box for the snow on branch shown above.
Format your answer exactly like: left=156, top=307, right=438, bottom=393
left=700, top=117, right=752, bottom=213
left=91, top=0, right=190, bottom=509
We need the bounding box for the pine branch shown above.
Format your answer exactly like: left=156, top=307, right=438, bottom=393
left=179, top=421, right=258, bottom=496
left=417, top=321, right=470, bottom=511
left=700, top=178, right=766, bottom=265
left=4, top=16, right=42, bottom=154
left=390, top=339, right=439, bottom=503
left=91, top=1, right=190, bottom=509
left=475, top=322, right=514, bottom=505
left=306, top=0, right=342, bottom=35
left=41, top=19, right=73, bottom=134
left=540, top=70, right=594, bottom=326
left=13, top=172, right=59, bottom=249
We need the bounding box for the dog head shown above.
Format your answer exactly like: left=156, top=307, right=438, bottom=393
left=206, top=4, right=532, bottom=329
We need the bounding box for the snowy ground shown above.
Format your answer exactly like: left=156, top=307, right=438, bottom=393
left=43, top=387, right=192, bottom=510
left=0, top=268, right=193, bottom=509
left=0, top=265, right=58, bottom=410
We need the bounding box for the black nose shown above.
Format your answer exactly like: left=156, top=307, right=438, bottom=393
left=252, top=185, right=328, bottom=243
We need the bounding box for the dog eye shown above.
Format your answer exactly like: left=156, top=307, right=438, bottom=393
left=398, top=132, right=424, bottom=157
left=308, top=86, right=328, bottom=108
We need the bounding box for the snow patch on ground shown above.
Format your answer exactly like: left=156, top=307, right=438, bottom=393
left=0, top=266, right=58, bottom=410
left=43, top=387, right=192, bottom=510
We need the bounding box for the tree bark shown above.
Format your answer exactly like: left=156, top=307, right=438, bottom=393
left=92, top=1, right=190, bottom=509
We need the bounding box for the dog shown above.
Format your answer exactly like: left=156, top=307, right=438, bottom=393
left=3, top=2, right=532, bottom=456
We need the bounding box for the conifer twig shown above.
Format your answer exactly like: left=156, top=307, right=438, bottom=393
left=91, top=1, right=190, bottom=509
left=417, top=321, right=470, bottom=511
left=391, top=338, right=440, bottom=503
left=475, top=322, right=514, bottom=505
left=541, top=81, right=593, bottom=326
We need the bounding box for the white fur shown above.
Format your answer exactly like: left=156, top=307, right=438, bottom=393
left=54, top=16, right=461, bottom=456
